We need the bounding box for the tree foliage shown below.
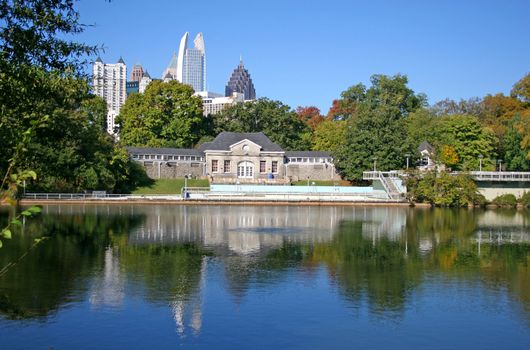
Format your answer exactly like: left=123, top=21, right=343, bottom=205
left=435, top=115, right=497, bottom=170
left=430, top=97, right=484, bottom=117
left=296, top=106, right=325, bottom=130
left=117, top=80, right=205, bottom=148
left=332, top=74, right=425, bottom=180
left=0, top=0, right=147, bottom=194
left=407, top=172, right=482, bottom=207
left=312, top=120, right=348, bottom=153
left=510, top=72, right=530, bottom=103
left=213, top=98, right=311, bottom=150
left=335, top=105, right=413, bottom=180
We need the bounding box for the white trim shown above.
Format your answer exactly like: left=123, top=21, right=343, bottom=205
left=229, top=139, right=261, bottom=150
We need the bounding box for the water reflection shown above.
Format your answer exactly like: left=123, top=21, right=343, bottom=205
left=0, top=205, right=529, bottom=333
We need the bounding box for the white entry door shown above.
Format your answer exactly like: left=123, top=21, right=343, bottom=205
left=237, top=161, right=254, bottom=178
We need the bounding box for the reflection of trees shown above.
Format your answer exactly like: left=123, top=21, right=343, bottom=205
left=1, top=205, right=528, bottom=326
left=117, top=244, right=206, bottom=303
left=310, top=221, right=422, bottom=317
left=221, top=242, right=310, bottom=302
left=0, top=212, right=143, bottom=320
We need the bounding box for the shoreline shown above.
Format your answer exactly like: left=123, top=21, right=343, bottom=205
left=14, top=199, right=420, bottom=207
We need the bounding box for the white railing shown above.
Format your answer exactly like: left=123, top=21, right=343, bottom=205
left=362, top=171, right=400, bottom=180
left=362, top=171, right=405, bottom=200
left=466, top=171, right=530, bottom=182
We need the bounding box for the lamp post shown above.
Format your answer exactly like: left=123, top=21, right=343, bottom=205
left=497, top=159, right=503, bottom=172
left=372, top=157, right=377, bottom=172
left=478, top=154, right=483, bottom=172
left=405, top=153, right=411, bottom=170
left=184, top=174, right=191, bottom=199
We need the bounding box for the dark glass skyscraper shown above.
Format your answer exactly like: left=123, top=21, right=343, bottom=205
left=225, top=59, right=256, bottom=100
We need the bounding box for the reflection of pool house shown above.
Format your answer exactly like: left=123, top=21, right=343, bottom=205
left=127, top=132, right=341, bottom=183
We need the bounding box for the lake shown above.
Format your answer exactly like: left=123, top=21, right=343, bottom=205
left=0, top=204, right=529, bottom=349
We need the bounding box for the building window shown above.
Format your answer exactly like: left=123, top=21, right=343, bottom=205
left=272, top=161, right=278, bottom=173
left=212, top=160, right=218, bottom=172
left=260, top=160, right=266, bottom=173
left=224, top=160, right=231, bottom=173
left=237, top=161, right=254, bottom=178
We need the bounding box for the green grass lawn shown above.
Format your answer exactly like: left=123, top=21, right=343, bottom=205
left=132, top=178, right=209, bottom=195
left=291, top=180, right=352, bottom=186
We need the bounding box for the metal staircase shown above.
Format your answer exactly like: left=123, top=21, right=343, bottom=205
left=363, top=171, right=405, bottom=200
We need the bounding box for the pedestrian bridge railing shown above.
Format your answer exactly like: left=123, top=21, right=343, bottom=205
left=465, top=171, right=530, bottom=182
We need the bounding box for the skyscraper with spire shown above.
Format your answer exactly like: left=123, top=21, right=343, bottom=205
left=225, top=58, right=256, bottom=100
left=163, top=32, right=206, bottom=92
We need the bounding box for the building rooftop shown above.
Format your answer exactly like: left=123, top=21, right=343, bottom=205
left=126, top=147, right=203, bottom=156
left=418, top=141, right=434, bottom=153
left=199, top=132, right=283, bottom=152
left=285, top=151, right=332, bottom=158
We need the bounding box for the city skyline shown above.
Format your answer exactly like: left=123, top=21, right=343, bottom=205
left=78, top=0, right=530, bottom=113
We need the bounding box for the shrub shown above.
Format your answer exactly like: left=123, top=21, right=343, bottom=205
left=491, top=194, right=518, bottom=208
left=519, top=192, right=530, bottom=208
left=407, top=171, right=480, bottom=207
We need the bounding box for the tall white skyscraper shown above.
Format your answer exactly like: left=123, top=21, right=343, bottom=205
left=93, top=57, right=127, bottom=136
left=164, top=32, right=206, bottom=92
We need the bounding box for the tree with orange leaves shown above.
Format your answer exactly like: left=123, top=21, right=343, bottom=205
left=296, top=106, right=325, bottom=130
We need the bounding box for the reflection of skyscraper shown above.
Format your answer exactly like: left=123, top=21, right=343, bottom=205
left=225, top=58, right=256, bottom=100
left=89, top=248, right=125, bottom=308
left=164, top=32, right=206, bottom=92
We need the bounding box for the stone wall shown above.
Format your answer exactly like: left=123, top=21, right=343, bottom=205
left=207, top=154, right=286, bottom=184
left=285, top=163, right=341, bottom=182
left=142, top=161, right=205, bottom=179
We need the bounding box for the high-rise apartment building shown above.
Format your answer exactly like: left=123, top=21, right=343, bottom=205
left=225, top=59, right=256, bottom=100
left=130, top=64, right=144, bottom=82
left=93, top=57, right=127, bottom=136
left=164, top=32, right=206, bottom=92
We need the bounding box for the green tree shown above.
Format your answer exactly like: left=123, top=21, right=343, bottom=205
left=510, top=72, right=530, bottom=103
left=213, top=98, right=311, bottom=150
left=1, top=0, right=147, bottom=195
left=312, top=119, right=348, bottom=153
left=435, top=115, right=497, bottom=170
left=504, top=115, right=530, bottom=170
left=337, top=74, right=427, bottom=119
left=117, top=80, right=204, bottom=148
left=0, top=0, right=96, bottom=176
left=332, top=74, right=425, bottom=180
left=335, top=105, right=413, bottom=180
left=408, top=172, right=481, bottom=207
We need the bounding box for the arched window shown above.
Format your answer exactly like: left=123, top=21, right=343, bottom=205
left=237, top=161, right=254, bottom=178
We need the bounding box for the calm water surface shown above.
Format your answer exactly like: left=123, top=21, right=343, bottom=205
left=0, top=205, right=529, bottom=349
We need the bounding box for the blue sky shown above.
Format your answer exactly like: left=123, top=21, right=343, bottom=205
left=77, top=0, right=530, bottom=113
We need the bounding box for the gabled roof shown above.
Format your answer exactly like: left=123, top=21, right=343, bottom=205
left=126, top=147, right=202, bottom=156
left=95, top=56, right=103, bottom=63
left=418, top=141, right=434, bottom=153
left=117, top=57, right=125, bottom=64
left=142, top=71, right=151, bottom=78
left=199, top=132, right=283, bottom=152
left=285, top=151, right=332, bottom=158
